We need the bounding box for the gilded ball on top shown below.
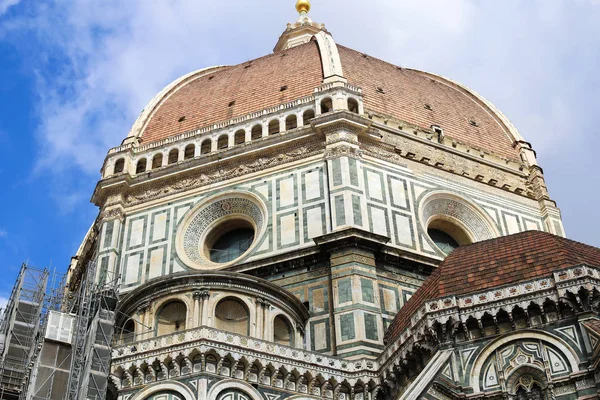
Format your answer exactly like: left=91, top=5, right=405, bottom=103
left=296, top=0, right=311, bottom=14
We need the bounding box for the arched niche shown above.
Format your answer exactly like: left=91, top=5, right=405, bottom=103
left=155, top=300, right=187, bottom=336
left=214, top=297, right=250, bottom=335
left=469, top=331, right=580, bottom=393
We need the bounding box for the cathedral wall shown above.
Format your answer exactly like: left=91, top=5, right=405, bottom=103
left=103, top=152, right=554, bottom=295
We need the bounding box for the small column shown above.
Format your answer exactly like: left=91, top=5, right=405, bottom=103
left=262, top=300, right=272, bottom=340
left=255, top=299, right=264, bottom=339
left=199, top=290, right=210, bottom=326
left=192, top=291, right=202, bottom=328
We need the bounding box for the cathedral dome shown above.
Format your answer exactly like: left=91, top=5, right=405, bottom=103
left=128, top=39, right=523, bottom=161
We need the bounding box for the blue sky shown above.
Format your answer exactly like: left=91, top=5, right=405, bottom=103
left=1, top=0, right=599, bottom=308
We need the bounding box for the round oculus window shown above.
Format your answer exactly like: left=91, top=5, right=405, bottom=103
left=175, top=192, right=267, bottom=270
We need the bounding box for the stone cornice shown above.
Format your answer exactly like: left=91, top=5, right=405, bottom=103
left=111, top=326, right=380, bottom=382
left=380, top=264, right=600, bottom=374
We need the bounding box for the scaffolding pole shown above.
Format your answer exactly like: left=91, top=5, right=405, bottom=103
left=0, top=264, right=49, bottom=400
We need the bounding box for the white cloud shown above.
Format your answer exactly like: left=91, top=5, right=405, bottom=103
left=0, top=296, right=8, bottom=312
left=0, top=229, right=6, bottom=238
left=0, top=0, right=598, bottom=245
left=0, top=0, right=20, bottom=16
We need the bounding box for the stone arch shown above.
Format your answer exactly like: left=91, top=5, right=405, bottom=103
left=470, top=330, right=580, bottom=393
left=175, top=190, right=267, bottom=270
left=207, top=379, right=263, bottom=400
left=129, top=380, right=196, bottom=400
left=272, top=313, right=294, bottom=346
left=153, top=297, right=191, bottom=336
left=505, top=365, right=548, bottom=395
left=419, top=191, right=500, bottom=254
left=213, top=296, right=251, bottom=335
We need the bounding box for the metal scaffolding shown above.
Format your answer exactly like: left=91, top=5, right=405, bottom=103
left=0, top=257, right=118, bottom=400
left=0, top=264, right=49, bottom=400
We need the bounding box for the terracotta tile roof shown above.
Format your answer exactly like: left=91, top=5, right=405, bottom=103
left=139, top=40, right=521, bottom=160
left=141, top=41, right=324, bottom=143
left=384, top=231, right=600, bottom=343
left=337, top=45, right=520, bottom=160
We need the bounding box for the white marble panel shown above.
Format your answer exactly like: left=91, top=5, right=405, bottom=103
left=152, top=212, right=168, bottom=241
left=394, top=214, right=413, bottom=246
left=306, top=207, right=323, bottom=239
left=367, top=171, right=383, bottom=201
left=279, top=177, right=295, bottom=208
left=304, top=171, right=321, bottom=202
left=280, top=213, right=297, bottom=246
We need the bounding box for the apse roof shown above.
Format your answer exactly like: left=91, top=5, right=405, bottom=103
left=384, top=231, right=600, bottom=343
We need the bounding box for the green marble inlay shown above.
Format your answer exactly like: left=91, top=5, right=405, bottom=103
left=340, top=313, right=355, bottom=341
left=332, top=158, right=343, bottom=186
left=348, top=157, right=359, bottom=186
left=361, top=278, right=375, bottom=303
left=352, top=194, right=362, bottom=226
left=365, top=313, right=378, bottom=341
left=103, top=220, right=114, bottom=249
left=338, top=278, right=352, bottom=303
left=335, top=195, right=346, bottom=226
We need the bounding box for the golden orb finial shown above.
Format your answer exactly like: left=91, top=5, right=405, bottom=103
left=296, top=0, right=311, bottom=14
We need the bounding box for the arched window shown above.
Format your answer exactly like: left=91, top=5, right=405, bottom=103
left=214, top=298, right=249, bottom=335
left=156, top=300, right=187, bottom=336
left=427, top=219, right=472, bottom=255
left=201, top=139, right=212, bottom=154
left=285, top=115, right=297, bottom=131
left=114, top=158, right=125, bottom=174
left=320, top=97, right=332, bottom=113
left=217, top=135, right=229, bottom=150
left=273, top=315, right=293, bottom=346
left=119, top=319, right=135, bottom=344
left=268, top=119, right=280, bottom=135
left=348, top=98, right=359, bottom=113
left=135, top=158, right=147, bottom=174
left=302, top=109, right=315, bottom=125
left=152, top=153, right=163, bottom=169
left=251, top=124, right=262, bottom=140
left=184, top=144, right=195, bottom=160
left=234, top=129, right=245, bottom=145
left=168, top=149, right=179, bottom=165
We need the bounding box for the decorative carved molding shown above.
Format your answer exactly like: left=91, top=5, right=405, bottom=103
left=122, top=141, right=323, bottom=206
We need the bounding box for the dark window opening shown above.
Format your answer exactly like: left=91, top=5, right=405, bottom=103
left=168, top=149, right=179, bottom=165
left=302, top=109, right=315, bottom=125
left=268, top=120, right=280, bottom=135
left=184, top=144, right=195, bottom=160
left=234, top=129, right=246, bottom=145
left=348, top=98, right=359, bottom=113
left=320, top=98, right=332, bottom=113
left=428, top=228, right=459, bottom=255
left=114, top=158, right=125, bottom=174
left=135, top=158, right=147, bottom=174
left=251, top=124, right=262, bottom=140
left=152, top=154, right=163, bottom=169
left=201, top=139, right=211, bottom=154
left=285, top=115, right=297, bottom=130
left=217, top=135, right=229, bottom=149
